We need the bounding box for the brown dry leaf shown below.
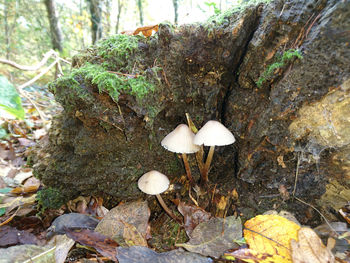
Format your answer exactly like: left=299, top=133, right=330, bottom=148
left=95, top=200, right=150, bottom=245
left=224, top=248, right=274, bottom=262
left=65, top=228, right=118, bottom=262
left=0, top=225, right=40, bottom=246
left=120, top=29, right=134, bottom=36
left=122, top=221, right=148, bottom=247
left=177, top=201, right=211, bottom=237
left=291, top=227, right=335, bottom=263
left=133, top=24, right=159, bottom=37
left=11, top=185, right=39, bottom=194
left=242, top=214, right=301, bottom=263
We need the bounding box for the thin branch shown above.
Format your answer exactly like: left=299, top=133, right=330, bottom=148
left=294, top=197, right=340, bottom=237
left=292, top=151, right=301, bottom=196
left=0, top=50, right=57, bottom=71
left=18, top=58, right=59, bottom=90
left=20, top=90, right=46, bottom=121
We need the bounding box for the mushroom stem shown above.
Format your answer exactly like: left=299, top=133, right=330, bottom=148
left=182, top=153, right=195, bottom=186
left=201, top=145, right=215, bottom=183
left=156, top=194, right=183, bottom=224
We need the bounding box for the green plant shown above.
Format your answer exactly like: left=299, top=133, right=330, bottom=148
left=0, top=75, right=25, bottom=119
left=96, top=34, right=139, bottom=71
left=205, top=1, right=221, bottom=15
left=256, top=49, right=303, bottom=87
left=36, top=187, right=66, bottom=212
left=72, top=63, right=155, bottom=102
left=206, top=0, right=272, bottom=25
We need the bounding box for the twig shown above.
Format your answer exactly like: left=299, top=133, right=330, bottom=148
left=18, top=58, right=58, bottom=90
left=0, top=50, right=57, bottom=71
left=19, top=90, right=46, bottom=120
left=107, top=71, right=138, bottom=78
left=244, top=227, right=291, bottom=250
left=292, top=151, right=301, bottom=196
left=294, top=196, right=340, bottom=237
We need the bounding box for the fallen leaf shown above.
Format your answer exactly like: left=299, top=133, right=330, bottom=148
left=48, top=234, right=75, bottom=263
left=177, top=201, right=211, bottom=237
left=65, top=228, right=118, bottom=262
left=47, top=213, right=100, bottom=238
left=116, top=246, right=213, bottom=263
left=242, top=214, right=301, bottom=263
left=11, top=185, right=39, bottom=194
left=224, top=248, right=274, bottom=262
left=176, top=216, right=242, bottom=258
left=0, top=225, right=40, bottom=247
left=133, top=25, right=159, bottom=37
left=122, top=221, right=148, bottom=247
left=95, top=200, right=150, bottom=245
left=0, top=195, right=36, bottom=212
left=13, top=168, right=33, bottom=184
left=33, top=128, right=47, bottom=140
left=0, top=245, right=55, bottom=263
left=291, top=227, right=335, bottom=263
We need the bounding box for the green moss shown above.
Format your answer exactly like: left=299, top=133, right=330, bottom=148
left=206, top=0, right=272, bottom=25
left=96, top=34, right=139, bottom=70
left=256, top=49, right=303, bottom=87
left=36, top=187, right=66, bottom=212
left=48, top=74, right=93, bottom=112
left=72, top=63, right=155, bottom=102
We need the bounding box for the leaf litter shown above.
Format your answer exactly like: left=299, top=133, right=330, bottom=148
left=176, top=215, right=242, bottom=258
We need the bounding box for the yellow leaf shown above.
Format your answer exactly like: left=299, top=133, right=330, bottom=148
left=242, top=214, right=301, bottom=263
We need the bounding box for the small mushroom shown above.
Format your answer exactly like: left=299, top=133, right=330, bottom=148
left=161, top=124, right=200, bottom=186
left=138, top=170, right=182, bottom=223
left=194, top=120, right=235, bottom=184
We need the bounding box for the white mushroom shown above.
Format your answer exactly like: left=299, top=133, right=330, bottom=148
left=194, top=120, right=235, bottom=183
left=138, top=170, right=182, bottom=223
left=161, top=124, right=200, bottom=186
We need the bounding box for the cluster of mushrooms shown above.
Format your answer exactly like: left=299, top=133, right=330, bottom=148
left=137, top=120, right=235, bottom=223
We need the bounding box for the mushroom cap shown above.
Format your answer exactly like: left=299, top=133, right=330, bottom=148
left=138, top=170, right=170, bottom=195
left=194, top=120, right=235, bottom=146
left=161, top=124, right=200, bottom=154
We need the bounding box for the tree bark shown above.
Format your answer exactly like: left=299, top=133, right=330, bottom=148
left=115, top=0, right=123, bottom=33
left=105, top=0, right=111, bottom=35
left=88, top=0, right=102, bottom=44
left=172, top=0, right=178, bottom=24
left=136, top=0, right=143, bottom=26
left=44, top=0, right=64, bottom=52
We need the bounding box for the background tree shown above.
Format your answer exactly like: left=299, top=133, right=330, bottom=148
left=136, top=0, right=143, bottom=26
left=87, top=0, right=102, bottom=44
left=172, top=0, right=179, bottom=24
left=44, top=0, right=63, bottom=52
left=115, top=0, right=123, bottom=33
left=104, top=0, right=111, bottom=35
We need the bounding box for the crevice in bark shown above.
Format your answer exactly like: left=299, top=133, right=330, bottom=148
left=220, top=5, right=263, bottom=125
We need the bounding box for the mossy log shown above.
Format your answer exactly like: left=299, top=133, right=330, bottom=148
left=33, top=0, right=350, bottom=223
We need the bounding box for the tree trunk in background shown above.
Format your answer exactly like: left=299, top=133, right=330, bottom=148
left=79, top=0, right=85, bottom=48
left=105, top=0, right=111, bottom=35
left=88, top=0, right=102, bottom=44
left=136, top=0, right=143, bottom=26
left=172, top=0, right=178, bottom=24
left=3, top=0, right=19, bottom=60
left=4, top=0, right=11, bottom=59
left=44, top=0, right=64, bottom=52
left=115, top=0, right=123, bottom=33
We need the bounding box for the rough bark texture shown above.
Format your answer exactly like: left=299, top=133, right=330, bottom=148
left=88, top=0, right=102, bottom=44
left=33, top=0, right=350, bottom=223
left=44, top=0, right=63, bottom=52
